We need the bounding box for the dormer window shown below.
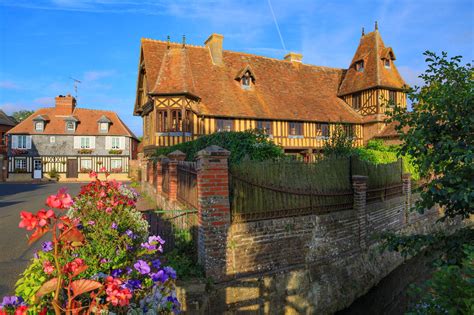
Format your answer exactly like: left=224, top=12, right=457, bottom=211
left=35, top=122, right=44, bottom=132
left=355, top=61, right=364, bottom=72
left=97, top=115, right=112, bottom=133
left=235, top=66, right=256, bottom=90
left=384, top=59, right=391, bottom=68
left=66, top=121, right=75, bottom=131
left=100, top=122, right=108, bottom=132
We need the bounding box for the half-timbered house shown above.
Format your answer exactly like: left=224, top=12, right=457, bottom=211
left=134, top=25, right=407, bottom=157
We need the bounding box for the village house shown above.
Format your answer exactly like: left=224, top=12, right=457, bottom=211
left=6, top=95, right=138, bottom=181
left=0, top=109, right=17, bottom=156
left=133, top=24, right=407, bottom=157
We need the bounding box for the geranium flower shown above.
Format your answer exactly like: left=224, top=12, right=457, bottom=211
left=42, top=260, right=55, bottom=275
left=36, top=209, right=55, bottom=227
left=89, top=171, right=97, bottom=178
left=41, top=241, right=53, bottom=252
left=133, top=260, right=150, bottom=275
left=46, top=188, right=73, bottom=209
left=14, top=306, right=28, bottom=315
left=18, top=212, right=37, bottom=230
left=63, top=258, right=84, bottom=274
left=105, top=276, right=132, bottom=306
left=100, top=167, right=107, bottom=172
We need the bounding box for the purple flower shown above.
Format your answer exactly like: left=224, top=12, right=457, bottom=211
left=126, top=267, right=133, bottom=275
left=42, top=241, right=53, bottom=252
left=125, top=229, right=135, bottom=239
left=164, top=266, right=177, bottom=279
left=148, top=235, right=165, bottom=245
left=100, top=258, right=109, bottom=264
left=150, top=270, right=168, bottom=283
left=124, top=279, right=142, bottom=291
left=33, top=250, right=39, bottom=259
left=151, top=259, right=161, bottom=269
left=111, top=222, right=118, bottom=229
left=134, top=260, right=150, bottom=275
left=141, top=235, right=165, bottom=252
left=111, top=269, right=123, bottom=277
left=88, top=220, right=95, bottom=226
left=1, top=296, right=23, bottom=307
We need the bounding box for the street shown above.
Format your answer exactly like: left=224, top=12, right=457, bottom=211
left=0, top=183, right=82, bottom=296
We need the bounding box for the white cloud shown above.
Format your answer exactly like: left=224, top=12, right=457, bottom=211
left=0, top=80, right=21, bottom=89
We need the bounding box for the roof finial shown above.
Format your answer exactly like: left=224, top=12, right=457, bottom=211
left=362, top=27, right=365, bottom=36
left=182, top=35, right=186, bottom=48
left=375, top=21, right=378, bottom=31
left=166, top=35, right=170, bottom=49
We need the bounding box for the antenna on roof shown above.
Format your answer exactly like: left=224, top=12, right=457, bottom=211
left=167, top=35, right=171, bottom=49
left=375, top=21, right=378, bottom=31
left=69, top=77, right=81, bottom=100
left=362, top=27, right=365, bottom=36
left=267, top=0, right=287, bottom=54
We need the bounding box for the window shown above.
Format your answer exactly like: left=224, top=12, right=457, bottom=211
left=318, top=124, right=330, bottom=138
left=111, top=137, right=121, bottom=149
left=343, top=125, right=355, bottom=138
left=384, top=59, right=391, bottom=68
left=17, top=135, right=28, bottom=149
left=35, top=122, right=43, bottom=131
left=15, top=158, right=27, bottom=170
left=241, top=71, right=252, bottom=88
left=216, top=119, right=233, bottom=132
left=66, top=121, right=75, bottom=131
left=256, top=120, right=272, bottom=135
left=157, top=110, right=168, bottom=132
left=111, top=159, right=122, bottom=169
left=185, top=110, right=193, bottom=132
left=353, top=92, right=362, bottom=110
left=80, top=159, right=92, bottom=170
left=50, top=136, right=55, bottom=143
left=389, top=90, right=397, bottom=107
left=80, top=137, right=91, bottom=149
left=288, top=122, right=303, bottom=136
left=355, top=61, right=364, bottom=72
left=100, top=122, right=108, bottom=132
left=170, top=110, right=182, bottom=132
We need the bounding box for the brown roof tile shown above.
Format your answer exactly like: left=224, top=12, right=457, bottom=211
left=7, top=107, right=136, bottom=138
left=140, top=38, right=363, bottom=124
left=338, top=30, right=406, bottom=96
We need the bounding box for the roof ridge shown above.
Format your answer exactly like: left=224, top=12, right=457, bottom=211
left=141, top=37, right=205, bottom=49
left=374, top=30, right=381, bottom=86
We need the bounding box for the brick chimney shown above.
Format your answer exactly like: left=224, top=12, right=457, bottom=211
left=205, top=33, right=224, bottom=65
left=284, top=52, right=303, bottom=63
left=55, top=94, right=76, bottom=115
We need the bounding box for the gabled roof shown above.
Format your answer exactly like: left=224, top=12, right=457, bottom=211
left=137, top=38, right=362, bottom=123
left=375, top=121, right=409, bottom=139
left=97, top=115, right=112, bottom=123
left=0, top=109, right=17, bottom=126
left=7, top=107, right=136, bottom=138
left=338, top=30, right=406, bottom=96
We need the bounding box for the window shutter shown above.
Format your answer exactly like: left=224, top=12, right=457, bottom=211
left=26, top=136, right=32, bottom=149
left=12, top=135, right=18, bottom=149
left=73, top=136, right=80, bottom=149
left=90, top=136, right=96, bottom=149
left=119, top=137, right=125, bottom=150
left=105, top=136, right=111, bottom=150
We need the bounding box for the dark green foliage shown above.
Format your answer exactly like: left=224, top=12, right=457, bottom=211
left=11, top=110, right=34, bottom=122
left=323, top=124, right=355, bottom=157
left=389, top=51, right=474, bottom=219
left=154, top=130, right=285, bottom=165
left=407, top=244, right=474, bottom=315
left=47, top=168, right=60, bottom=181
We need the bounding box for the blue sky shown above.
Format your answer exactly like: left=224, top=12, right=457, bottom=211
left=0, top=0, right=473, bottom=136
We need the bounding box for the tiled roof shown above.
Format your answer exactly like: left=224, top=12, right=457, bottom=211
left=7, top=107, right=136, bottom=138
left=0, top=109, right=17, bottom=126
left=338, top=30, right=406, bottom=96
left=375, top=121, right=409, bottom=139
left=139, top=38, right=363, bottom=123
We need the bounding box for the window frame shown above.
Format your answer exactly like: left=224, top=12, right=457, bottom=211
left=355, top=60, right=364, bottom=72
left=66, top=121, right=75, bottom=131
left=99, top=122, right=109, bottom=132
left=256, top=120, right=272, bottom=135
left=111, top=158, right=122, bottom=169
left=17, top=135, right=27, bottom=149
left=50, top=136, right=55, bottom=143
left=353, top=92, right=362, bottom=110
left=343, top=125, right=355, bottom=139
left=15, top=158, right=27, bottom=170
left=156, top=110, right=168, bottom=132
left=170, top=109, right=183, bottom=132
left=80, top=137, right=91, bottom=149
left=111, top=137, right=120, bottom=149
left=80, top=158, right=92, bottom=170
left=216, top=118, right=234, bottom=132
left=384, top=59, right=391, bottom=68
left=35, top=121, right=44, bottom=132
left=389, top=90, right=397, bottom=107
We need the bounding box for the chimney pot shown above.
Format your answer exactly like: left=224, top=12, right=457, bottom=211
left=284, top=52, right=303, bottom=63
left=205, top=33, right=224, bottom=65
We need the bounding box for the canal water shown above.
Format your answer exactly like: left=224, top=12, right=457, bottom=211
left=336, top=253, right=434, bottom=315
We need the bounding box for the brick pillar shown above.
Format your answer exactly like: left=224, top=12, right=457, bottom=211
left=196, top=145, right=231, bottom=281
left=155, top=155, right=168, bottom=194
left=402, top=173, right=412, bottom=225
left=353, top=175, right=368, bottom=250
left=167, top=150, right=186, bottom=202
left=147, top=159, right=153, bottom=184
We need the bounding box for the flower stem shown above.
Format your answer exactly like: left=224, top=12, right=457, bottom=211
left=52, top=222, right=62, bottom=315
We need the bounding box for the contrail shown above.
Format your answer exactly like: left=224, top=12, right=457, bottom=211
left=267, top=0, right=287, bottom=53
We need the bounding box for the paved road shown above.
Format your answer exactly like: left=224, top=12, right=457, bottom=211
left=0, top=183, right=82, bottom=296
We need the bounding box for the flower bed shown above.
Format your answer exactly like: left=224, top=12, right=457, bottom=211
left=78, top=149, right=93, bottom=154
left=108, top=149, right=123, bottom=155
left=1, top=171, right=180, bottom=314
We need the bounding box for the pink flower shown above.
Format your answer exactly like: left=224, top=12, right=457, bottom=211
left=105, top=276, right=132, bottom=306
left=18, top=211, right=37, bottom=230
left=43, top=260, right=55, bottom=275
left=89, top=171, right=97, bottom=178
left=45, top=195, right=61, bottom=209
left=36, top=209, right=55, bottom=227
left=100, top=166, right=107, bottom=172
left=105, top=207, right=113, bottom=214
left=45, top=188, right=73, bottom=209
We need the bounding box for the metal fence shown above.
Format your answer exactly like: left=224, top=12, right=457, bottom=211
left=177, top=161, right=198, bottom=209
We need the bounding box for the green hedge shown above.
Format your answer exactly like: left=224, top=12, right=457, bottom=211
left=154, top=130, right=285, bottom=165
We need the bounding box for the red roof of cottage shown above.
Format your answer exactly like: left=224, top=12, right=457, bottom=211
left=7, top=106, right=136, bottom=138
left=338, top=30, right=406, bottom=96
left=137, top=38, right=363, bottom=123
left=375, top=121, right=409, bottom=139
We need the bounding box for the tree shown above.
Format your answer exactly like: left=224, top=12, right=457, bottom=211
left=12, top=110, right=35, bottom=122
left=322, top=124, right=355, bottom=157
left=390, top=51, right=474, bottom=219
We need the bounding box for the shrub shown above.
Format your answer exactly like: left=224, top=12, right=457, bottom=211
left=154, top=130, right=284, bottom=165
left=47, top=168, right=60, bottom=181
left=4, top=172, right=180, bottom=314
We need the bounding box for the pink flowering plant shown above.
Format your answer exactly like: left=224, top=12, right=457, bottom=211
left=3, top=171, right=179, bottom=314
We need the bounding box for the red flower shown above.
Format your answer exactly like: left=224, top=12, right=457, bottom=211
left=43, top=260, right=55, bottom=275
left=36, top=209, right=55, bottom=227
left=89, top=171, right=97, bottom=178
left=19, top=211, right=38, bottom=230
left=105, top=276, right=132, bottom=307
left=100, top=166, right=107, bottom=172
left=46, top=188, right=73, bottom=209
left=14, top=306, right=28, bottom=315
left=63, top=258, right=84, bottom=274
